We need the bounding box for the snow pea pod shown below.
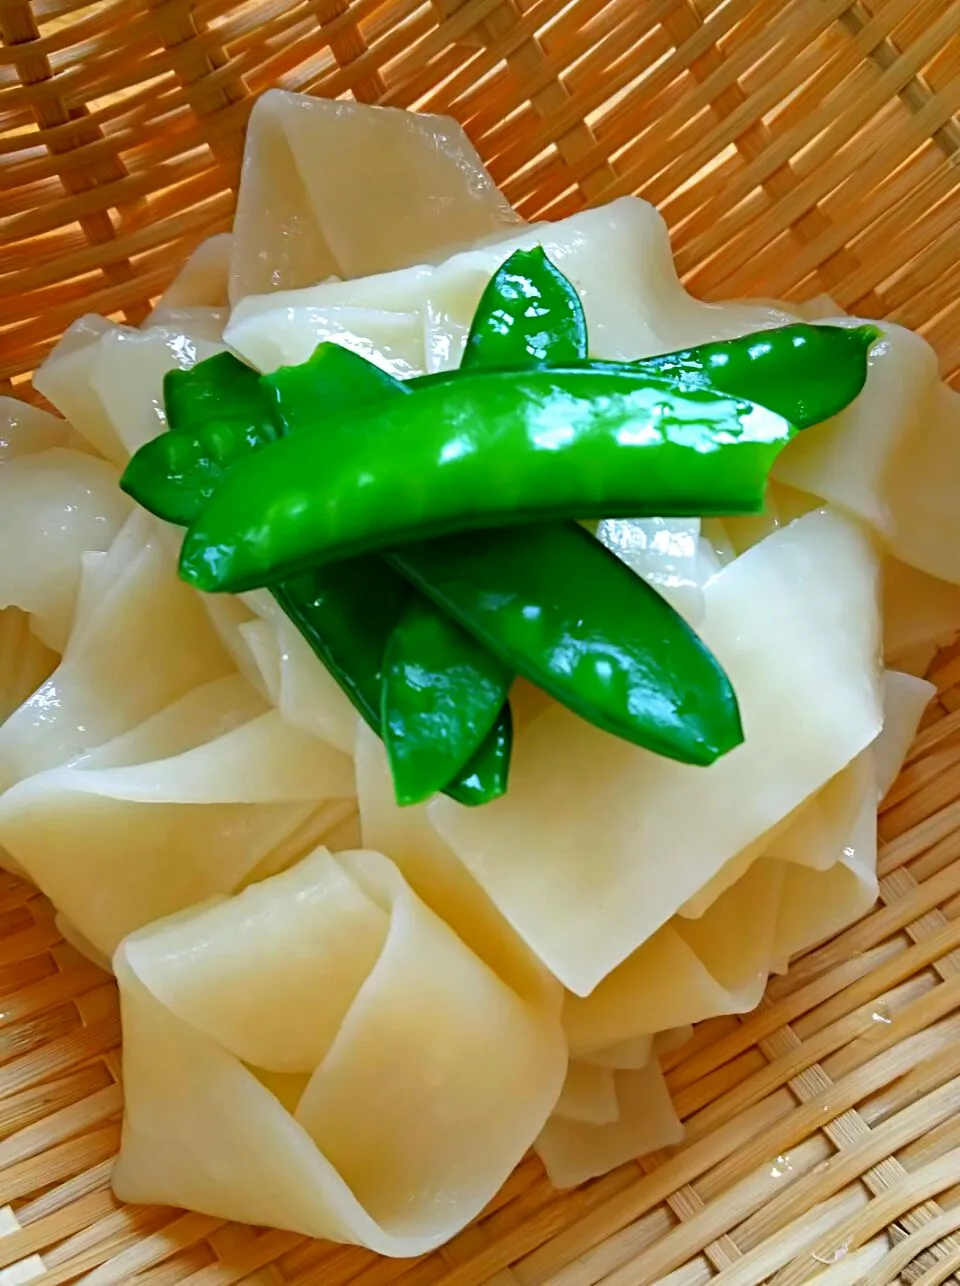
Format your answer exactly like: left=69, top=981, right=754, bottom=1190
left=462, top=245, right=588, bottom=370
left=441, top=703, right=513, bottom=807
left=262, top=341, right=413, bottom=432
left=411, top=324, right=878, bottom=419
left=632, top=322, right=879, bottom=431
left=179, top=368, right=794, bottom=593
left=274, top=565, right=511, bottom=806
left=124, top=352, right=284, bottom=524
left=120, top=415, right=281, bottom=526
left=388, top=521, right=743, bottom=766
left=382, top=595, right=513, bottom=805
left=163, top=352, right=271, bottom=432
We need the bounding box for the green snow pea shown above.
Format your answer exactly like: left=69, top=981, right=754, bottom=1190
left=381, top=580, right=513, bottom=806
left=461, top=245, right=588, bottom=370
left=163, top=351, right=271, bottom=432
left=633, top=322, right=880, bottom=431
left=274, top=564, right=511, bottom=806
left=389, top=520, right=743, bottom=766
left=178, top=368, right=796, bottom=593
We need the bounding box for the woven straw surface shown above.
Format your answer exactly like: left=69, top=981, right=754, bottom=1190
left=2, top=1, right=960, bottom=1282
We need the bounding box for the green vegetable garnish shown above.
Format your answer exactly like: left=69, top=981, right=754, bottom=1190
left=120, top=416, right=280, bottom=525
left=177, top=369, right=797, bottom=592
left=461, top=245, right=588, bottom=370
left=632, top=322, right=880, bottom=430
left=381, top=588, right=513, bottom=805
left=120, top=247, right=879, bottom=800
left=389, top=521, right=743, bottom=765
left=274, top=563, right=509, bottom=807
left=163, top=351, right=270, bottom=432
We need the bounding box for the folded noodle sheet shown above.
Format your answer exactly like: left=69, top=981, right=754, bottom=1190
left=113, top=847, right=567, bottom=1254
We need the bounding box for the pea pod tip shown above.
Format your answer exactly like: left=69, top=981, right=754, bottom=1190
left=178, top=537, right=234, bottom=593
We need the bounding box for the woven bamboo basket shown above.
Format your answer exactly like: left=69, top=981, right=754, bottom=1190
left=2, top=1, right=960, bottom=1282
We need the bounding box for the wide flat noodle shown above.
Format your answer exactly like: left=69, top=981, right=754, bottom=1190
left=147, top=233, right=231, bottom=325
left=430, top=509, right=883, bottom=994
left=563, top=735, right=882, bottom=1052
left=775, top=320, right=960, bottom=585
left=113, top=847, right=566, bottom=1254
left=655, top=1026, right=694, bottom=1056
left=230, top=90, right=520, bottom=303
left=596, top=518, right=705, bottom=623
left=680, top=666, right=926, bottom=957
left=34, top=315, right=223, bottom=464
left=554, top=1062, right=619, bottom=1125
left=118, top=840, right=385, bottom=1074
left=536, top=1062, right=684, bottom=1189
left=0, top=396, right=71, bottom=463
left=759, top=665, right=929, bottom=899
left=0, top=610, right=57, bottom=880
left=226, top=197, right=798, bottom=376
left=875, top=670, right=934, bottom=798
left=356, top=723, right=561, bottom=1013
left=763, top=752, right=874, bottom=875
left=0, top=449, right=131, bottom=651
left=581, top=1034, right=655, bottom=1070
left=241, top=591, right=359, bottom=756
left=0, top=513, right=234, bottom=793
left=143, top=307, right=228, bottom=345
left=227, top=304, right=424, bottom=378
left=692, top=667, right=927, bottom=976
left=0, top=675, right=353, bottom=956
left=772, top=767, right=878, bottom=966
left=563, top=860, right=785, bottom=1056
left=705, top=668, right=928, bottom=976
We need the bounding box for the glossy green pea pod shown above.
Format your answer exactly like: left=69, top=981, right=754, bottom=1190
left=631, top=322, right=880, bottom=431
left=461, top=245, right=588, bottom=369
left=262, top=343, right=413, bottom=431
left=275, top=565, right=511, bottom=806
left=381, top=571, right=513, bottom=806
left=163, top=352, right=271, bottom=432
left=124, top=353, right=284, bottom=523
left=412, top=323, right=879, bottom=429
left=389, top=521, right=743, bottom=766
left=178, top=368, right=796, bottom=593
left=120, top=415, right=281, bottom=525
left=440, top=703, right=513, bottom=807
